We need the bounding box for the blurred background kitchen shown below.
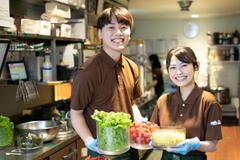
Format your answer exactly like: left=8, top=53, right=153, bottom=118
left=0, top=0, right=240, bottom=159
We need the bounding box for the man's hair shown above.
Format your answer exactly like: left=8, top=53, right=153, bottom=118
left=97, top=6, right=134, bottom=30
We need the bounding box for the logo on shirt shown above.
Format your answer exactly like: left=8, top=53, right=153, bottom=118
left=210, top=120, right=221, bottom=125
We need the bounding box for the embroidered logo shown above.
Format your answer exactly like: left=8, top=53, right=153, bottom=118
left=210, top=120, right=221, bottom=125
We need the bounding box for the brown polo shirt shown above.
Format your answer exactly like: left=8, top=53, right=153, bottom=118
left=70, top=49, right=142, bottom=138
left=150, top=83, right=222, bottom=156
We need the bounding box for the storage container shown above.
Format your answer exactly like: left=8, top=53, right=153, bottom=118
left=97, top=123, right=130, bottom=155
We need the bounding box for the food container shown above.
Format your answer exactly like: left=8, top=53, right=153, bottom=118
left=17, top=132, right=43, bottom=152
left=151, top=126, right=186, bottom=150
left=129, top=121, right=159, bottom=150
left=97, top=124, right=130, bottom=155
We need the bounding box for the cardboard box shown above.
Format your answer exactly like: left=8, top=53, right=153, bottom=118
left=67, top=19, right=86, bottom=39
left=21, top=19, right=39, bottom=34
left=37, top=20, right=51, bottom=36
left=45, top=2, right=71, bottom=18
left=60, top=24, right=72, bottom=38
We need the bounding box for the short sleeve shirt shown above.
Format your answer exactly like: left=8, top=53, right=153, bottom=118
left=150, top=84, right=222, bottom=156
left=70, top=49, right=142, bottom=138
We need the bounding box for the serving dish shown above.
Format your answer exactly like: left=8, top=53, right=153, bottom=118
left=17, top=132, right=43, bottom=152
left=129, top=121, right=158, bottom=150
left=151, top=126, right=186, bottom=150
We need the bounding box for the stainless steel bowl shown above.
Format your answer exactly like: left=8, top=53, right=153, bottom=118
left=16, top=121, right=62, bottom=142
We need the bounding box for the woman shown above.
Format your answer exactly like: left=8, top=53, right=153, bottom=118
left=146, top=54, right=164, bottom=98
left=150, top=46, right=222, bottom=160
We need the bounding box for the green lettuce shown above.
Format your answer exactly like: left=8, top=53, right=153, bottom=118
left=0, top=115, right=14, bottom=147
left=91, top=110, right=132, bottom=151
left=91, top=110, right=132, bottom=128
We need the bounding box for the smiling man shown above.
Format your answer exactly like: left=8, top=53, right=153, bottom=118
left=70, top=6, right=144, bottom=160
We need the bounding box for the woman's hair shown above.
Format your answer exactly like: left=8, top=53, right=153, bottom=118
left=96, top=6, right=134, bottom=30
left=166, top=46, right=199, bottom=71
left=149, top=54, right=161, bottom=70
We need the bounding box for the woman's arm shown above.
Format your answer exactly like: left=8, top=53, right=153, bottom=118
left=198, top=140, right=218, bottom=152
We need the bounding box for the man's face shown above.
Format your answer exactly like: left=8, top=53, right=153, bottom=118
left=98, top=16, right=131, bottom=54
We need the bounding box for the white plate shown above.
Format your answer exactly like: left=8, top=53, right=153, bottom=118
left=151, top=143, right=178, bottom=150
left=130, top=143, right=152, bottom=150
left=98, top=146, right=130, bottom=155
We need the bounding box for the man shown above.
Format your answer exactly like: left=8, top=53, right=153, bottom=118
left=70, top=6, right=145, bottom=159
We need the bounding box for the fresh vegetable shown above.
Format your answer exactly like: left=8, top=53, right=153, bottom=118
left=91, top=110, right=132, bottom=128
left=91, top=110, right=132, bottom=151
left=85, top=156, right=112, bottom=160
left=19, top=133, right=42, bottom=148
left=0, top=115, right=14, bottom=147
left=129, top=121, right=159, bottom=145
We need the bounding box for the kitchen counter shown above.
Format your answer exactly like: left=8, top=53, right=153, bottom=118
left=0, top=131, right=80, bottom=160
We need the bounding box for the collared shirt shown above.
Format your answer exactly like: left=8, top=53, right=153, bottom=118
left=70, top=49, right=142, bottom=138
left=150, top=83, right=222, bottom=156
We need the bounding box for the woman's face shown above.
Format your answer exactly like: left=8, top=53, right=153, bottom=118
left=168, top=55, right=195, bottom=87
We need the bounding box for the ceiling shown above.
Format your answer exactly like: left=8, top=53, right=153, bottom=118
left=128, top=0, right=240, bottom=20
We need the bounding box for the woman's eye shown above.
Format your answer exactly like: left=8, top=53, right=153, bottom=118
left=169, top=66, right=175, bottom=70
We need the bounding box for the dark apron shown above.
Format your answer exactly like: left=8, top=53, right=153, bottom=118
left=161, top=151, right=207, bottom=160
left=88, top=147, right=139, bottom=160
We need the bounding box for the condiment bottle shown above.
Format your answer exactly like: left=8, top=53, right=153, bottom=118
left=218, top=32, right=223, bottom=44
left=42, top=48, right=52, bottom=82
left=233, top=29, right=239, bottom=44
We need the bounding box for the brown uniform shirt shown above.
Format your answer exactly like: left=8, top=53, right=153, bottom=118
left=70, top=49, right=142, bottom=138
left=150, top=83, right=222, bottom=156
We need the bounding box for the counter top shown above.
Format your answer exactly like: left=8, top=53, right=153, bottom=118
left=0, top=131, right=80, bottom=160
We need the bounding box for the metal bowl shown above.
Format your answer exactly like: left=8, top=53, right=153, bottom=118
left=16, top=121, right=62, bottom=142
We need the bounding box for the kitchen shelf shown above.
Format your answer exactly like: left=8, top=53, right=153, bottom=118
left=208, top=60, right=240, bottom=64
left=207, top=44, right=239, bottom=49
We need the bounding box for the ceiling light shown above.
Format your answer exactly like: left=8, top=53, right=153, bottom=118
left=178, top=0, right=193, bottom=11
left=191, top=14, right=199, bottom=18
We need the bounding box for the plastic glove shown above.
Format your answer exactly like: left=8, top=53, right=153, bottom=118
left=132, top=104, right=148, bottom=122
left=167, top=137, right=200, bottom=155
left=135, top=116, right=148, bottom=123
left=85, top=138, right=101, bottom=154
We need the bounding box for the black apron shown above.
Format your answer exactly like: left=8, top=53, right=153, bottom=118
left=88, top=147, right=139, bottom=160
left=161, top=151, right=207, bottom=160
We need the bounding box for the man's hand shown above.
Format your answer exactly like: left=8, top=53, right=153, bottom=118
left=85, top=138, right=101, bottom=154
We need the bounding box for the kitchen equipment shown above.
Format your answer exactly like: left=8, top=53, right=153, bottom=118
left=16, top=120, right=62, bottom=142
left=17, top=132, right=43, bottom=152
left=66, top=118, right=73, bottom=129
left=151, top=126, right=186, bottom=150
left=211, top=86, right=230, bottom=104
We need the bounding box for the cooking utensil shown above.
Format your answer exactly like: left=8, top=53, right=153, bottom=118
left=6, top=152, right=22, bottom=156
left=16, top=121, right=62, bottom=142
left=211, top=86, right=230, bottom=104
